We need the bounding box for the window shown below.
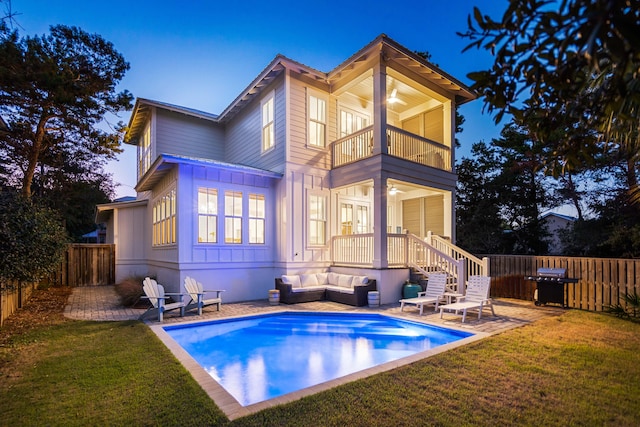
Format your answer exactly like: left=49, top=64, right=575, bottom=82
left=138, top=122, right=152, bottom=178
left=225, top=191, right=243, bottom=243
left=248, top=194, right=265, bottom=244
left=308, top=94, right=326, bottom=148
left=152, top=189, right=176, bottom=246
left=197, top=188, right=217, bottom=243
left=308, top=194, right=327, bottom=246
left=262, top=95, right=274, bottom=152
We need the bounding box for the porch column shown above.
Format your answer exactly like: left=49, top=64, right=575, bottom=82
left=372, top=61, right=388, bottom=156
left=372, top=174, right=388, bottom=269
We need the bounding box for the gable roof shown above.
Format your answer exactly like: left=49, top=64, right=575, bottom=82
left=125, top=98, right=219, bottom=144
left=540, top=212, right=577, bottom=222
left=125, top=34, right=476, bottom=144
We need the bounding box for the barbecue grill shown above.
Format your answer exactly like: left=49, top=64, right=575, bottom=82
left=525, top=268, right=579, bottom=307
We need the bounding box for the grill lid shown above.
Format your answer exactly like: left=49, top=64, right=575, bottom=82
left=537, top=267, right=567, bottom=278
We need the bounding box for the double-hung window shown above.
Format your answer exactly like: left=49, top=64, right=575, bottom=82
left=138, top=122, right=152, bottom=178
left=248, top=194, right=265, bottom=244
left=197, top=188, right=217, bottom=243
left=308, top=193, right=327, bottom=246
left=262, top=94, right=274, bottom=152
left=308, top=94, right=326, bottom=148
left=152, top=189, right=176, bottom=246
left=225, top=191, right=243, bottom=244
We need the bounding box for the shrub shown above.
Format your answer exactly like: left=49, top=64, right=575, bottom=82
left=0, top=190, right=69, bottom=290
left=115, top=276, right=145, bottom=307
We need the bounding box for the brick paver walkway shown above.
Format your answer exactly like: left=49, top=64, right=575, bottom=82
left=64, top=285, right=565, bottom=335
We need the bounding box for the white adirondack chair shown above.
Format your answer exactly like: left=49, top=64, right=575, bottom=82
left=184, top=276, right=225, bottom=315
left=399, top=273, right=448, bottom=315
left=439, top=275, right=495, bottom=322
left=140, top=277, right=187, bottom=322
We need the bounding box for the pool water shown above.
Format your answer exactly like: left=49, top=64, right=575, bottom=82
left=163, top=312, right=473, bottom=406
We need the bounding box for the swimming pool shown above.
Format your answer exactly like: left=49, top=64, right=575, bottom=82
left=162, top=312, right=474, bottom=407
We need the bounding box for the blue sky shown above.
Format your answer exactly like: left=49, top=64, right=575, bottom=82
left=9, top=0, right=509, bottom=199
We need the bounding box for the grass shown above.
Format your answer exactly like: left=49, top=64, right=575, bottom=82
left=1, top=291, right=640, bottom=426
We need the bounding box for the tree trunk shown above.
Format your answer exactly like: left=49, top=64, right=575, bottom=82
left=22, top=116, right=48, bottom=198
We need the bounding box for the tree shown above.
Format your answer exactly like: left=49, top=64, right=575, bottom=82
left=0, top=189, right=69, bottom=287
left=0, top=24, right=133, bottom=198
left=457, top=123, right=554, bottom=254
left=459, top=0, right=639, bottom=200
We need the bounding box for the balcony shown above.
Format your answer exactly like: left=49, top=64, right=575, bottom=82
left=332, top=125, right=451, bottom=171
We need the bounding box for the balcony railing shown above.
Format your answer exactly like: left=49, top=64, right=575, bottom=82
left=331, top=233, right=486, bottom=289
left=332, top=126, right=374, bottom=167
left=386, top=125, right=451, bottom=171
left=331, top=125, right=451, bottom=171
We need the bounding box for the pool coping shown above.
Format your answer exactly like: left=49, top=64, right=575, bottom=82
left=148, top=309, right=490, bottom=421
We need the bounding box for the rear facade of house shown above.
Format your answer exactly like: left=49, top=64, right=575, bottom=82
left=97, top=34, right=481, bottom=304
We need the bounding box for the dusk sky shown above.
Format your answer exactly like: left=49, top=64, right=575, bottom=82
left=10, top=0, right=509, bottom=199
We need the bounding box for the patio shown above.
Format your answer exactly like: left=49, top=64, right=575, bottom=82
left=64, top=285, right=564, bottom=335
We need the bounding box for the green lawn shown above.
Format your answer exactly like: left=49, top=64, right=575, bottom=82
left=1, top=310, right=639, bottom=426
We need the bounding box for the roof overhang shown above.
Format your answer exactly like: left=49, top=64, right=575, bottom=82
left=328, top=34, right=477, bottom=105
left=135, top=153, right=283, bottom=193
left=125, top=98, right=220, bottom=145
left=95, top=199, right=148, bottom=223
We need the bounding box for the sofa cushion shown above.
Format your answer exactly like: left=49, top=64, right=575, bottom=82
left=291, top=285, right=325, bottom=293
left=325, top=285, right=355, bottom=294
left=353, top=275, right=369, bottom=285
left=316, top=273, right=329, bottom=285
left=300, top=274, right=319, bottom=287
left=327, top=272, right=339, bottom=286
left=281, top=275, right=301, bottom=288
left=337, top=274, right=354, bottom=288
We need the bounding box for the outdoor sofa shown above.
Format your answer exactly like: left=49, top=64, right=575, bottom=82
left=275, top=273, right=377, bottom=306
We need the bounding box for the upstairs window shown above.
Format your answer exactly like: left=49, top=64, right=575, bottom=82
left=262, top=94, right=274, bottom=152
left=248, top=194, right=265, bottom=244
left=138, top=122, right=152, bottom=178
left=197, top=188, right=218, bottom=243
left=308, top=94, right=326, bottom=148
left=225, top=191, right=243, bottom=244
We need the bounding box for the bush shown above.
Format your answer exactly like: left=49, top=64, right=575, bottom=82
left=0, top=190, right=69, bottom=288
left=114, top=276, right=145, bottom=307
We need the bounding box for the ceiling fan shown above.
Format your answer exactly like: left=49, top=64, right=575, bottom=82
left=389, top=185, right=405, bottom=195
left=387, top=88, right=407, bottom=106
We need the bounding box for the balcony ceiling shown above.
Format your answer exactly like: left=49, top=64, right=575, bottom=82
left=345, top=73, right=442, bottom=116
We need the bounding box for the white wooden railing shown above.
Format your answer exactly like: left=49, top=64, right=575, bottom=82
left=332, top=126, right=374, bottom=167
left=426, top=231, right=489, bottom=280
left=406, top=234, right=466, bottom=291
left=386, top=125, right=451, bottom=171
left=331, top=232, right=483, bottom=291
left=331, top=125, right=451, bottom=171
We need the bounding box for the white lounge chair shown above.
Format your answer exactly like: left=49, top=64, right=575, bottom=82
left=184, top=276, right=225, bottom=315
left=439, top=275, right=495, bottom=323
left=399, top=273, right=447, bottom=315
left=140, top=277, right=187, bottom=322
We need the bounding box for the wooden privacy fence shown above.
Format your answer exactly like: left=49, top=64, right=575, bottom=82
left=0, top=282, right=35, bottom=326
left=488, top=255, right=640, bottom=312
left=47, top=244, right=116, bottom=287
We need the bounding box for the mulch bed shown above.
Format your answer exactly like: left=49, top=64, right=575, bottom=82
left=0, top=286, right=73, bottom=346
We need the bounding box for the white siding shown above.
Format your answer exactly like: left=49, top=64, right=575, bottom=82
left=287, top=77, right=332, bottom=169
left=155, top=109, right=225, bottom=160
left=226, top=79, right=286, bottom=173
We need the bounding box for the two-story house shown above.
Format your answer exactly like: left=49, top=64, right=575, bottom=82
left=96, top=34, right=487, bottom=304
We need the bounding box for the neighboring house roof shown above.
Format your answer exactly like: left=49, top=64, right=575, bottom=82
left=95, top=198, right=148, bottom=223
left=135, top=153, right=284, bottom=192
left=540, top=212, right=577, bottom=222
left=125, top=34, right=476, bottom=145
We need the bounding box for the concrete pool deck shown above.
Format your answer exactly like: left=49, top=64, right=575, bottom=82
left=64, top=285, right=566, bottom=419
